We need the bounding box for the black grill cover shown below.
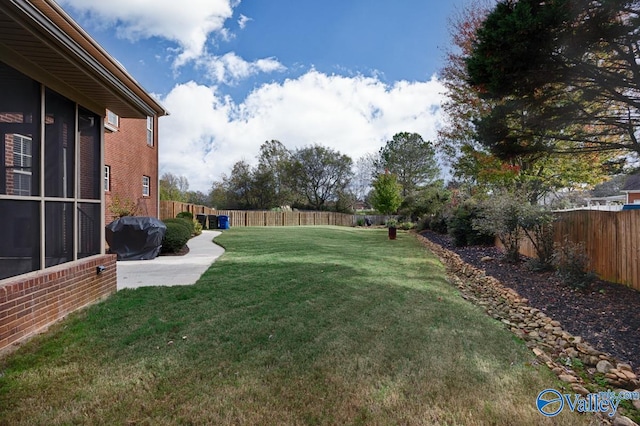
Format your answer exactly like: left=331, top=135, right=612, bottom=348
left=106, top=216, right=167, bottom=261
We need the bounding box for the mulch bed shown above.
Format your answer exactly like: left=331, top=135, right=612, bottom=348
left=158, top=245, right=190, bottom=256
left=420, top=230, right=640, bottom=372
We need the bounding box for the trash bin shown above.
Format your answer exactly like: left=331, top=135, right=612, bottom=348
left=208, top=214, right=218, bottom=229
left=218, top=215, right=230, bottom=230
left=195, top=214, right=207, bottom=229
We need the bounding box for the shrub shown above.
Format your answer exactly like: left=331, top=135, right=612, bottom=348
left=398, top=182, right=450, bottom=222
left=521, top=207, right=555, bottom=271
left=427, top=213, right=449, bottom=234
left=163, top=217, right=194, bottom=236
left=448, top=202, right=494, bottom=247
left=109, top=195, right=139, bottom=219
left=161, top=222, right=191, bottom=253
left=473, top=193, right=524, bottom=263
left=552, top=238, right=595, bottom=289
left=385, top=218, right=398, bottom=228
left=193, top=219, right=203, bottom=236
left=176, top=211, right=194, bottom=220
left=399, top=221, right=415, bottom=230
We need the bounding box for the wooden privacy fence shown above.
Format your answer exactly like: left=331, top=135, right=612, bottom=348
left=160, top=201, right=356, bottom=227
left=516, top=210, right=640, bottom=291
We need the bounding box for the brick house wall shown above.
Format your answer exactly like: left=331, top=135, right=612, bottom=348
left=0, top=255, right=116, bottom=354
left=626, top=192, right=640, bottom=204
left=104, top=116, right=159, bottom=224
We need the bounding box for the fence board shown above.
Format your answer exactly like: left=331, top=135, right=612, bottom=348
left=508, top=210, right=640, bottom=291
left=160, top=201, right=358, bottom=230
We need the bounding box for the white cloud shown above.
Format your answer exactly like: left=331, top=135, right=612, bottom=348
left=197, top=52, right=286, bottom=85
left=159, top=71, right=446, bottom=192
left=58, top=0, right=236, bottom=66
left=238, top=14, right=252, bottom=29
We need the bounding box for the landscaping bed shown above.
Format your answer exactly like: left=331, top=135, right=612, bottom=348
left=420, top=230, right=640, bottom=372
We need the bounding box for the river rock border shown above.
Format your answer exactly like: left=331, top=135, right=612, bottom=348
left=417, top=234, right=640, bottom=425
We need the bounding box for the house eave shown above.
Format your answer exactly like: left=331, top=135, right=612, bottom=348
left=0, top=0, right=168, bottom=118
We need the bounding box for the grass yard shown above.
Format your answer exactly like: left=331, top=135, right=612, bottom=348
left=0, top=227, right=597, bottom=425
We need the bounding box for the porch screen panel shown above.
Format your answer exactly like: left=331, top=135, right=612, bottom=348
left=44, top=202, right=73, bottom=267
left=77, top=108, right=101, bottom=200
left=0, top=200, right=40, bottom=280
left=0, top=61, right=40, bottom=197
left=78, top=203, right=101, bottom=259
left=44, top=89, right=75, bottom=198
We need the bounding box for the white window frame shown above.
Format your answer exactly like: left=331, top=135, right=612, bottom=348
left=142, top=175, right=150, bottom=197
left=106, top=110, right=119, bottom=127
left=12, top=134, right=32, bottom=196
left=146, top=116, right=153, bottom=146
left=104, top=165, right=110, bottom=192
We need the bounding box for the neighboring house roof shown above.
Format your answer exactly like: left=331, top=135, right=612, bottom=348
left=622, top=174, right=640, bottom=192
left=0, top=0, right=168, bottom=118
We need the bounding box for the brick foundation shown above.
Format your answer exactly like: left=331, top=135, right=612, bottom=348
left=0, top=255, right=117, bottom=353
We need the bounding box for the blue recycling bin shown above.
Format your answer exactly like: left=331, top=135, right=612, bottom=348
left=218, top=215, right=230, bottom=230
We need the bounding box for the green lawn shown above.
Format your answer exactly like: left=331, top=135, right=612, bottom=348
left=0, top=227, right=596, bottom=425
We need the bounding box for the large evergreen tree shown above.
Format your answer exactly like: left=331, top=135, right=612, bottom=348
left=376, top=132, right=439, bottom=197
left=466, top=0, right=640, bottom=157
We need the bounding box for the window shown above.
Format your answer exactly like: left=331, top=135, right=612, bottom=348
left=146, top=116, right=153, bottom=146
left=104, top=165, right=110, bottom=191
left=12, top=134, right=32, bottom=196
left=142, top=175, right=150, bottom=196
left=106, top=110, right=119, bottom=128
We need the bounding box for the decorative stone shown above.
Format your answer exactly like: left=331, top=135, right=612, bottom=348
left=565, top=348, right=579, bottom=359
left=586, top=356, right=600, bottom=366
left=597, top=360, right=614, bottom=374
left=617, top=363, right=633, bottom=372
left=611, top=369, right=628, bottom=380
left=571, top=384, right=590, bottom=396
left=576, top=343, right=591, bottom=354
left=559, top=374, right=578, bottom=383
left=612, top=415, right=637, bottom=426
left=481, top=256, right=494, bottom=262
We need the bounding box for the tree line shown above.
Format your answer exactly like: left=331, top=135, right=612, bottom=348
left=160, top=132, right=441, bottom=215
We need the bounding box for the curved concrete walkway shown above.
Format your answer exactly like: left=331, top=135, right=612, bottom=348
left=116, top=230, right=225, bottom=290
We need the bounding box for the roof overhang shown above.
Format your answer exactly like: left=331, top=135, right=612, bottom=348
left=0, top=0, right=168, bottom=118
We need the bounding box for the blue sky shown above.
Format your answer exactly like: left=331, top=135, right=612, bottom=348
left=58, top=0, right=463, bottom=192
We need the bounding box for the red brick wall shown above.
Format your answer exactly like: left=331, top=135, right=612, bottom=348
left=104, top=117, right=158, bottom=224
left=0, top=255, right=117, bottom=353
left=627, top=192, right=640, bottom=204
